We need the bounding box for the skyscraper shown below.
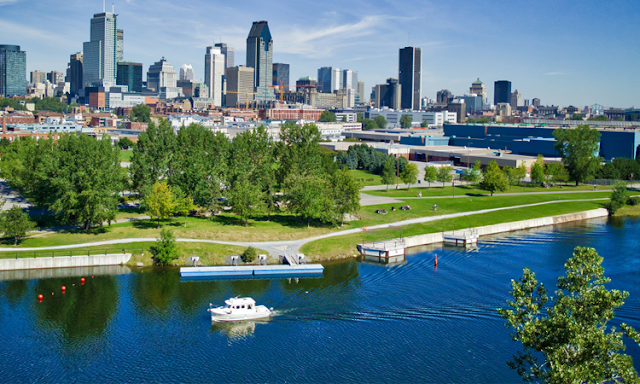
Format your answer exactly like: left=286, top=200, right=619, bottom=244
left=117, top=62, right=142, bottom=92
left=116, top=29, right=124, bottom=63
left=30, top=70, right=46, bottom=84
left=272, top=63, right=289, bottom=91
left=215, top=43, right=234, bottom=71
left=66, top=53, right=83, bottom=97
left=180, top=64, right=194, bottom=81
left=494, top=80, right=511, bottom=105
left=357, top=81, right=365, bottom=104
left=317, top=67, right=341, bottom=93
left=437, top=89, right=453, bottom=104
left=469, top=78, right=486, bottom=100
left=83, top=11, right=117, bottom=87
left=246, top=21, right=274, bottom=101
left=0, top=44, right=26, bottom=97
left=47, top=71, right=64, bottom=84
left=510, top=89, right=521, bottom=108
left=398, top=47, right=421, bottom=110
left=205, top=46, right=224, bottom=105
left=372, top=78, right=401, bottom=109
left=147, top=57, right=177, bottom=91
left=227, top=66, right=255, bottom=108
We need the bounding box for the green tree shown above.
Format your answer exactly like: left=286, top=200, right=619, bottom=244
left=131, top=119, right=176, bottom=193
left=530, top=155, right=546, bottom=185
left=588, top=115, right=609, bottom=121
left=226, top=177, right=266, bottom=225
left=318, top=110, right=337, bottom=122
left=423, top=165, right=438, bottom=187
left=374, top=115, right=388, bottom=128
left=420, top=120, right=429, bottom=128
left=144, top=181, right=176, bottom=228
left=242, top=246, right=258, bottom=263
left=117, top=137, right=134, bottom=149
left=461, top=160, right=482, bottom=184
left=400, top=114, right=412, bottom=128
left=515, top=163, right=528, bottom=186
left=1, top=205, right=36, bottom=245
left=498, top=246, right=640, bottom=383
left=570, top=113, right=584, bottom=121
left=479, top=161, right=509, bottom=196
left=331, top=166, right=362, bottom=226
left=553, top=125, right=602, bottom=186
left=608, top=181, right=627, bottom=215
left=436, top=165, right=454, bottom=187
left=130, top=103, right=151, bottom=123
left=400, top=162, right=419, bottom=189
left=545, top=162, right=569, bottom=184
left=363, top=119, right=378, bottom=130
left=171, top=186, right=196, bottom=227
left=150, top=229, right=178, bottom=266
left=277, top=122, right=322, bottom=184
left=502, top=166, right=516, bottom=187
left=356, top=113, right=363, bottom=122
left=381, top=157, right=396, bottom=190
left=283, top=173, right=329, bottom=227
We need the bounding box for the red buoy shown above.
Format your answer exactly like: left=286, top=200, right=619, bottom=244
left=80, top=277, right=85, bottom=283
left=61, top=286, right=66, bottom=292
left=434, top=254, right=438, bottom=267
left=37, top=294, right=43, bottom=300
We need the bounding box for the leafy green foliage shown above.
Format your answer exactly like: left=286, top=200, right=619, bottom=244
left=241, top=246, right=258, bottom=263
left=437, top=165, right=454, bottom=187
left=588, top=115, right=609, bottom=121
left=400, top=114, right=412, bottom=128
left=150, top=229, right=178, bottom=266
left=362, top=119, right=378, bottom=130
left=144, top=181, right=176, bottom=228
left=461, top=160, right=482, bottom=184
left=131, top=120, right=176, bottom=193
left=318, top=110, right=337, bottom=122
left=0, top=99, right=27, bottom=110
left=29, top=97, right=68, bottom=113
left=130, top=104, right=152, bottom=123
left=553, top=125, right=602, bottom=185
left=423, top=166, right=438, bottom=186
left=374, top=115, right=388, bottom=128
left=381, top=157, right=396, bottom=189
left=1, top=205, right=36, bottom=245
left=608, top=181, right=627, bottom=215
left=117, top=137, right=134, bottom=149
left=545, top=162, right=569, bottom=183
left=330, top=166, right=362, bottom=225
left=227, top=177, right=265, bottom=225
left=479, top=161, right=509, bottom=195
left=530, top=155, right=546, bottom=185
left=498, top=246, right=640, bottom=383
left=400, top=163, right=419, bottom=188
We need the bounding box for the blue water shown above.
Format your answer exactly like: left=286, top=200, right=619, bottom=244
left=1, top=216, right=639, bottom=383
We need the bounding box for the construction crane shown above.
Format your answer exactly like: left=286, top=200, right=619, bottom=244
left=225, top=90, right=257, bottom=110
left=267, top=83, right=285, bottom=103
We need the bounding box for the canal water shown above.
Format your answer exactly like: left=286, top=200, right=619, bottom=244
left=1, top=217, right=639, bottom=383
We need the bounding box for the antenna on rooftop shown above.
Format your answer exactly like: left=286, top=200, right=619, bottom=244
left=112, top=3, right=114, bottom=13
left=103, top=0, right=105, bottom=12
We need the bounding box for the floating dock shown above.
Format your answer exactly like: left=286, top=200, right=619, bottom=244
left=442, top=229, right=478, bottom=246
left=180, top=264, right=324, bottom=279
left=358, top=240, right=406, bottom=264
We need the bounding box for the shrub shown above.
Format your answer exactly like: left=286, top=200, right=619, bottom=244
left=627, top=196, right=640, bottom=206
left=242, top=246, right=257, bottom=263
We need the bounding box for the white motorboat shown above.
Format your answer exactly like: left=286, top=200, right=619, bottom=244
left=208, top=297, right=272, bottom=322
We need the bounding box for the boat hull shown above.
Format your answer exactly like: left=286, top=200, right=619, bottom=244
left=208, top=305, right=272, bottom=322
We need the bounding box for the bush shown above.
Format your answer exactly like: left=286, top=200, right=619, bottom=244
left=242, top=246, right=257, bottom=263
left=150, top=229, right=178, bottom=266
left=627, top=196, right=640, bottom=206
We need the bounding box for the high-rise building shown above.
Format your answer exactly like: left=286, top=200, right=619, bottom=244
left=30, top=70, right=46, bottom=84
left=205, top=46, right=224, bottom=106
left=510, top=89, right=521, bottom=108
left=317, top=67, right=341, bottom=93
left=215, top=43, right=234, bottom=71
left=246, top=21, right=274, bottom=101
left=356, top=81, right=365, bottom=104
left=469, top=78, right=486, bottom=100
left=296, top=76, right=317, bottom=91
left=147, top=57, right=177, bottom=93
left=179, top=64, right=194, bottom=81
left=116, top=29, right=124, bottom=63
left=226, top=66, right=255, bottom=108
left=437, top=89, right=453, bottom=104
left=66, top=53, right=83, bottom=97
left=83, top=11, right=118, bottom=87
left=47, top=71, right=64, bottom=84
left=398, top=46, right=421, bottom=110
left=0, top=45, right=26, bottom=97
left=372, top=78, right=401, bottom=109
left=532, top=98, right=541, bottom=107
left=494, top=80, right=511, bottom=105
left=342, top=69, right=354, bottom=92
left=117, top=62, right=142, bottom=92
left=272, top=63, right=289, bottom=91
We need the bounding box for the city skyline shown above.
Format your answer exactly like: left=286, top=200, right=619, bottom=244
left=0, top=0, right=639, bottom=107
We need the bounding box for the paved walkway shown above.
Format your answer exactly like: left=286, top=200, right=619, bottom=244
left=0, top=198, right=609, bottom=257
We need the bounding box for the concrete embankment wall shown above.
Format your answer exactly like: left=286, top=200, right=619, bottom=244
left=402, top=208, right=608, bottom=248
left=0, top=253, right=132, bottom=271
left=0, top=265, right=132, bottom=281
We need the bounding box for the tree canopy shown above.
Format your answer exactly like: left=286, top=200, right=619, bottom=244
left=478, top=161, right=509, bottom=195
left=130, top=104, right=152, bottom=123
left=400, top=114, right=412, bottom=128
left=0, top=205, right=36, bottom=245
left=400, top=163, right=419, bottom=188
left=374, top=115, right=388, bottom=128
left=498, top=246, right=640, bottom=383
left=553, top=125, right=602, bottom=185
left=318, top=110, right=337, bottom=122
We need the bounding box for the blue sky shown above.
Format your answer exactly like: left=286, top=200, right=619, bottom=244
left=1, top=0, right=639, bottom=108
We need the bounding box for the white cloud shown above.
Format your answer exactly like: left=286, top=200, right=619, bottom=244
left=0, top=0, right=19, bottom=5
left=544, top=71, right=567, bottom=76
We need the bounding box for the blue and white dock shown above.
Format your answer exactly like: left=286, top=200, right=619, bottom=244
left=180, top=264, right=324, bottom=279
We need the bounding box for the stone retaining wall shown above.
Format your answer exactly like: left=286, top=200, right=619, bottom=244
left=0, top=253, right=132, bottom=271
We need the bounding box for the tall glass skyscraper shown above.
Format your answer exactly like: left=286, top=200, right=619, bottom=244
left=494, top=80, right=512, bottom=105
left=246, top=21, right=274, bottom=101
left=83, top=11, right=117, bottom=88
left=272, top=63, right=289, bottom=91
left=0, top=45, right=27, bottom=97
left=399, top=46, right=421, bottom=110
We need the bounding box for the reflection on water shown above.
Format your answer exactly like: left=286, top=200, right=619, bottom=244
left=0, top=217, right=638, bottom=383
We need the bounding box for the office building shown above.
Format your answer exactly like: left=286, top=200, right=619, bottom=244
left=342, top=69, right=354, bottom=91
left=215, top=43, right=234, bottom=70
left=510, top=89, right=521, bottom=108
left=83, top=11, right=118, bottom=87
left=117, top=62, right=142, bottom=92
left=296, top=76, right=317, bottom=91
left=469, top=78, right=486, bottom=100
left=226, top=65, right=255, bottom=108
left=372, top=78, right=401, bottom=109
left=494, top=80, right=511, bottom=105
left=179, top=64, right=194, bottom=81
left=272, top=63, right=289, bottom=91
left=460, top=94, right=483, bottom=114
left=317, top=67, right=342, bottom=93
left=147, top=57, right=182, bottom=98
left=398, top=46, right=421, bottom=110
left=246, top=21, right=274, bottom=101
left=116, top=29, right=123, bottom=63
left=437, top=89, right=453, bottom=104
left=66, top=53, right=83, bottom=97
left=30, top=70, right=46, bottom=84
left=47, top=71, right=64, bottom=84
left=532, top=98, right=541, bottom=107
left=0, top=44, right=27, bottom=97
left=356, top=81, right=365, bottom=104
left=204, top=46, right=224, bottom=105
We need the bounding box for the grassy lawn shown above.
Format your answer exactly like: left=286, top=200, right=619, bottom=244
left=119, top=149, right=133, bottom=162
left=349, top=169, right=388, bottom=187
left=613, top=204, right=640, bottom=216
left=1, top=192, right=611, bottom=250
left=0, top=241, right=265, bottom=267
left=365, top=184, right=608, bottom=197
left=301, top=200, right=606, bottom=259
